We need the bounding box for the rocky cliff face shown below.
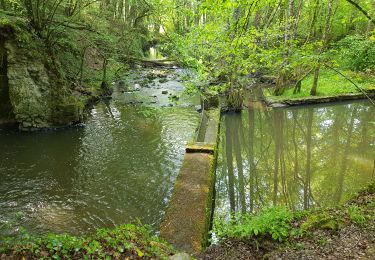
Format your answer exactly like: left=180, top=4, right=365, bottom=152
left=0, top=16, right=84, bottom=130
left=0, top=37, right=14, bottom=123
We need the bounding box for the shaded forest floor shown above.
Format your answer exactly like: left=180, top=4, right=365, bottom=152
left=200, top=184, right=375, bottom=260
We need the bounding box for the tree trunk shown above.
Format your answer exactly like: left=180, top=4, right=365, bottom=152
left=79, top=46, right=88, bottom=86
left=274, top=0, right=295, bottom=96
left=0, top=0, right=6, bottom=10
left=310, top=63, right=321, bottom=96
left=101, top=58, right=109, bottom=90
left=310, top=0, right=334, bottom=96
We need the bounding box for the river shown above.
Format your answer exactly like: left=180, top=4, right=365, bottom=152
left=0, top=66, right=200, bottom=238
left=1, top=71, right=374, bottom=239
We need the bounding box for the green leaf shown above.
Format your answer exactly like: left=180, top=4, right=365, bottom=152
left=136, top=248, right=144, bottom=257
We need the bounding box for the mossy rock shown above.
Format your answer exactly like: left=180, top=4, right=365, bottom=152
left=1, top=12, right=85, bottom=130
left=301, top=213, right=344, bottom=231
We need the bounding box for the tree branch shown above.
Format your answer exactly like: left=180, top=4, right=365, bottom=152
left=344, top=0, right=375, bottom=25
left=323, top=63, right=375, bottom=106
left=50, top=20, right=101, bottom=34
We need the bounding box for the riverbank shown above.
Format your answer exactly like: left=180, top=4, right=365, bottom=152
left=263, top=69, right=375, bottom=107
left=0, top=224, right=176, bottom=259
left=264, top=91, right=375, bottom=107
left=201, top=182, right=375, bottom=259
left=1, top=183, right=373, bottom=259
left=0, top=11, right=116, bottom=131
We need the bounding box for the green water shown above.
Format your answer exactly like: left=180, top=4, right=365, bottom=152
left=0, top=97, right=199, bottom=238
left=216, top=100, right=375, bottom=216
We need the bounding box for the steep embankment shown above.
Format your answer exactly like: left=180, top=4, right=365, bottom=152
left=0, top=14, right=92, bottom=130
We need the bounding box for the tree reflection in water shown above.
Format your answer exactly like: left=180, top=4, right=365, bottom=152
left=216, top=101, right=375, bottom=217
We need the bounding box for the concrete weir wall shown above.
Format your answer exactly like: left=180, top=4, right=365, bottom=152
left=160, top=109, right=220, bottom=254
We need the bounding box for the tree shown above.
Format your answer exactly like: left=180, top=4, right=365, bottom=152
left=344, top=0, right=375, bottom=25
left=310, top=0, right=335, bottom=96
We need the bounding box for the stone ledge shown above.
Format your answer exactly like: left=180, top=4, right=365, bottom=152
left=160, top=152, right=215, bottom=254
left=264, top=91, right=375, bottom=107
left=186, top=142, right=215, bottom=154
left=160, top=108, right=221, bottom=255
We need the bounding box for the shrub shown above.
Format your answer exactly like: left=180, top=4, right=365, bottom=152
left=335, top=35, right=375, bottom=71
left=213, top=207, right=294, bottom=242
left=0, top=224, right=175, bottom=259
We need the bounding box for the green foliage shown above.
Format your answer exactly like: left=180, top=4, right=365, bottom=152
left=367, top=182, right=375, bottom=193
left=214, top=207, right=294, bottom=242
left=300, top=211, right=344, bottom=231
left=159, top=0, right=375, bottom=99
left=266, top=69, right=375, bottom=99
left=0, top=11, right=31, bottom=42
left=335, top=35, right=375, bottom=71
left=1, top=0, right=161, bottom=93
left=0, top=224, right=175, bottom=259
left=3, top=0, right=374, bottom=99
left=213, top=182, right=375, bottom=247
left=225, top=88, right=244, bottom=110
left=347, top=205, right=367, bottom=224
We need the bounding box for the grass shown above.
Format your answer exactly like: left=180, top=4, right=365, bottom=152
left=264, top=69, right=375, bottom=100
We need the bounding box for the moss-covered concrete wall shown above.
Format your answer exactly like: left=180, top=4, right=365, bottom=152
left=161, top=152, right=216, bottom=254
left=160, top=108, right=221, bottom=255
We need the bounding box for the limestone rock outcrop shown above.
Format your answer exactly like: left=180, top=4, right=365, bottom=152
left=0, top=16, right=83, bottom=130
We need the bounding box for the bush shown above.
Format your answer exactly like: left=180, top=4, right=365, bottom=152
left=0, top=224, right=175, bottom=259
left=335, top=35, right=375, bottom=71
left=213, top=207, right=294, bottom=242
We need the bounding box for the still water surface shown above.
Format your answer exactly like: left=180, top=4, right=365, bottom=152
left=216, top=100, right=375, bottom=217
left=0, top=99, right=199, bottom=238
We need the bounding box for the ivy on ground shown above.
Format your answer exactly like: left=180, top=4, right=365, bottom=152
left=0, top=224, right=176, bottom=259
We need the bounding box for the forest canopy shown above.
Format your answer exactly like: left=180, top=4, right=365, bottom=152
left=0, top=0, right=374, bottom=100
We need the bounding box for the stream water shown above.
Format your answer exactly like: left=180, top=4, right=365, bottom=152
left=215, top=99, right=375, bottom=217
left=0, top=67, right=200, bottom=238
left=1, top=65, right=374, bottom=239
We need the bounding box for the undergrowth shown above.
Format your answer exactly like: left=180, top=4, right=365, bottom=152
left=213, top=207, right=295, bottom=242
left=213, top=182, right=375, bottom=244
left=0, top=224, right=175, bottom=259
